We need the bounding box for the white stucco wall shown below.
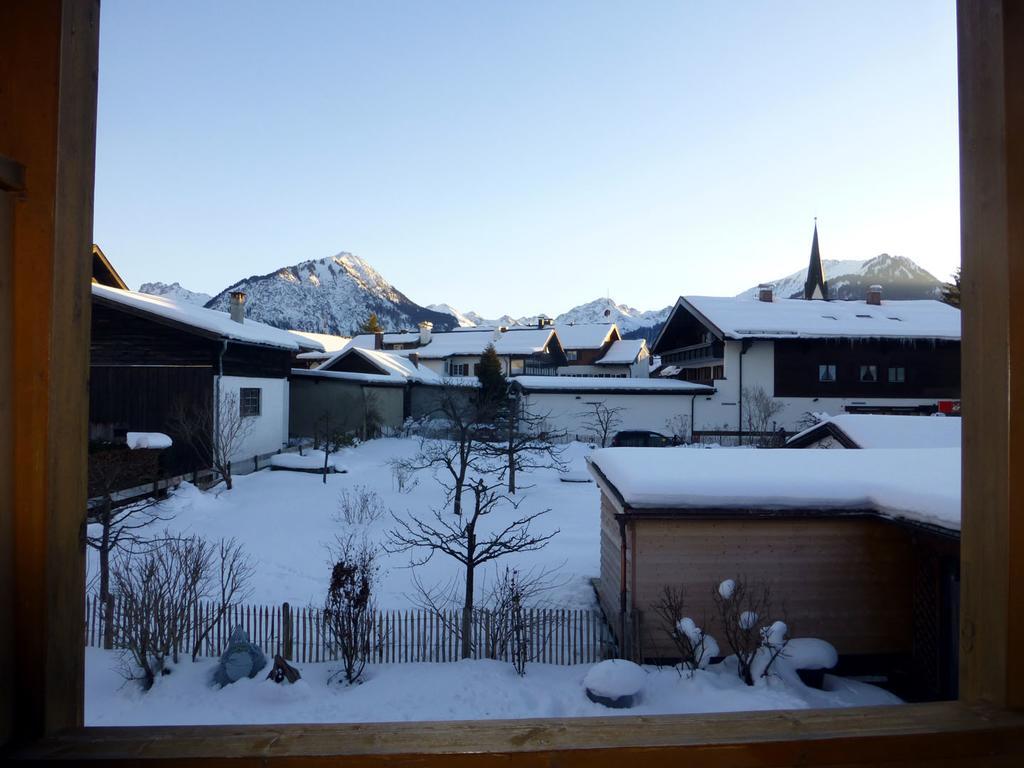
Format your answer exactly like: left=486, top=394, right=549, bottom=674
left=690, top=339, right=951, bottom=433
left=521, top=391, right=696, bottom=442
left=217, top=375, right=289, bottom=460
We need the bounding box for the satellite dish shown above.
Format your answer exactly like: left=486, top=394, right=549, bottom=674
left=603, top=308, right=611, bottom=318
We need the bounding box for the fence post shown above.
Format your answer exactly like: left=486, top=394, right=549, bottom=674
left=282, top=602, right=292, bottom=660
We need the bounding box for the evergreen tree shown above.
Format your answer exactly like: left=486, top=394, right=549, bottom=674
left=359, top=313, right=384, bottom=333
left=476, top=343, right=507, bottom=417
left=942, top=267, right=961, bottom=309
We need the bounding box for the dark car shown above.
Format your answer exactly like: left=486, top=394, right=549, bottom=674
left=610, top=430, right=673, bottom=447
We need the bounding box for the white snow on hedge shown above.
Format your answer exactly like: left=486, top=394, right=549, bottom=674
left=787, top=414, right=961, bottom=449
left=93, top=283, right=322, bottom=352
left=680, top=295, right=960, bottom=340
left=588, top=446, right=960, bottom=531
left=126, top=432, right=172, bottom=450
left=785, top=638, right=839, bottom=671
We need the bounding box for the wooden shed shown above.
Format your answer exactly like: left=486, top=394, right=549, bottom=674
left=588, top=447, right=960, bottom=700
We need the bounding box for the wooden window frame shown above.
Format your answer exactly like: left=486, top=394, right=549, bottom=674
left=3, top=0, right=1024, bottom=763
left=818, top=363, right=837, bottom=382
left=239, top=387, right=261, bottom=418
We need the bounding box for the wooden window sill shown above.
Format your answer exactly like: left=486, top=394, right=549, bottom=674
left=12, top=701, right=1024, bottom=764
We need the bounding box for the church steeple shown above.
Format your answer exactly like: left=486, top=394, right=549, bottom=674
left=804, top=219, right=828, bottom=300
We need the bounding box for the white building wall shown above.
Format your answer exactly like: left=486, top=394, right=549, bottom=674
left=690, top=339, right=952, bottom=434
left=522, top=391, right=695, bottom=442
left=218, top=375, right=290, bottom=460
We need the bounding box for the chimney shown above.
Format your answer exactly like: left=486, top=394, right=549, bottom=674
left=867, top=284, right=882, bottom=306
left=418, top=321, right=432, bottom=346
left=536, top=314, right=551, bottom=329
left=229, top=291, right=246, bottom=323
left=374, top=331, right=384, bottom=350
left=757, top=283, right=774, bottom=303
left=409, top=352, right=419, bottom=369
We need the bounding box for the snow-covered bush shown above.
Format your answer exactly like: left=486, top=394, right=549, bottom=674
left=652, top=585, right=718, bottom=676
left=712, top=576, right=788, bottom=686
left=334, top=485, right=388, bottom=526
left=323, top=536, right=379, bottom=685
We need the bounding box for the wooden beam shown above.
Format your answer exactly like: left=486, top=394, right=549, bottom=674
left=0, top=0, right=100, bottom=742
left=957, top=0, right=1024, bottom=709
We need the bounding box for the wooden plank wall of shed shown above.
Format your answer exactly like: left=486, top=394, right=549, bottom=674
left=631, top=517, right=914, bottom=659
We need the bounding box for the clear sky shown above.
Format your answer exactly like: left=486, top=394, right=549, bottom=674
left=94, top=0, right=960, bottom=317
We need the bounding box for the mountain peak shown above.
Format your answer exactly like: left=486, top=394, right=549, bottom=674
left=138, top=281, right=212, bottom=306
left=740, top=254, right=943, bottom=301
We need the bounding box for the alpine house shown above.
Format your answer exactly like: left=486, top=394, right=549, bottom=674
left=651, top=224, right=961, bottom=434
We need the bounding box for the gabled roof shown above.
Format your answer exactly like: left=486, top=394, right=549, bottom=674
left=597, top=338, right=647, bottom=365
left=289, top=330, right=351, bottom=353
left=655, top=294, right=961, bottom=344
left=91, top=245, right=128, bottom=290
left=786, top=414, right=962, bottom=449
left=554, top=323, right=618, bottom=350
left=92, top=283, right=323, bottom=352
left=314, top=346, right=443, bottom=383
left=415, top=328, right=557, bottom=359
left=588, top=446, right=960, bottom=532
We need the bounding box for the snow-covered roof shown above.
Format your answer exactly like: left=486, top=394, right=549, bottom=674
left=313, top=347, right=443, bottom=384
left=289, top=330, right=351, bottom=353
left=415, top=328, right=557, bottom=359
left=92, top=283, right=323, bottom=352
left=512, top=376, right=713, bottom=394
left=597, top=339, right=647, bottom=365
left=555, top=323, right=617, bottom=350
left=786, top=414, right=961, bottom=449
left=588, top=447, right=960, bottom=532
left=677, top=295, right=961, bottom=341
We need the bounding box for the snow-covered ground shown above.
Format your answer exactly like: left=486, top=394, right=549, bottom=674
left=88, top=438, right=602, bottom=608
left=85, top=648, right=900, bottom=726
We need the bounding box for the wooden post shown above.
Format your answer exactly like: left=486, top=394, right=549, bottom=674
left=957, top=0, right=1024, bottom=710
left=1, top=0, right=100, bottom=742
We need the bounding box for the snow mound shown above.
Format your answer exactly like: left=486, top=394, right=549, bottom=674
left=127, top=432, right=173, bottom=450
left=583, top=659, right=646, bottom=698
left=784, top=638, right=839, bottom=671
left=269, top=450, right=346, bottom=472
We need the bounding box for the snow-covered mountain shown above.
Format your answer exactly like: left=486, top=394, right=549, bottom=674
left=204, top=252, right=456, bottom=335
left=138, top=281, right=212, bottom=306
left=554, top=297, right=673, bottom=334
left=427, top=303, right=479, bottom=328
left=738, top=254, right=944, bottom=301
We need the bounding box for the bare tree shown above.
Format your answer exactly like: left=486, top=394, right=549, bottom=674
left=741, top=386, right=785, bottom=446
left=581, top=401, right=625, bottom=447
left=169, top=390, right=254, bottom=490
left=334, top=485, right=387, bottom=526
left=87, top=447, right=172, bottom=648
left=313, top=410, right=349, bottom=484
left=387, top=474, right=557, bottom=659
left=323, top=535, right=379, bottom=685
left=189, top=537, right=254, bottom=661
left=479, top=564, right=564, bottom=675
left=483, top=389, right=567, bottom=494
left=664, top=414, right=691, bottom=444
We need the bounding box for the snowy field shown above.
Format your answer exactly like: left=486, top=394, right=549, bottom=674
left=85, top=648, right=901, bottom=726
left=88, top=438, right=602, bottom=609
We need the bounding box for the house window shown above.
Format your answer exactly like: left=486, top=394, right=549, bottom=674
left=566, top=350, right=578, bottom=361
left=859, top=365, right=878, bottom=383
left=447, top=362, right=469, bottom=376
left=818, top=364, right=836, bottom=382
left=239, top=387, right=261, bottom=417
left=888, top=366, right=906, bottom=383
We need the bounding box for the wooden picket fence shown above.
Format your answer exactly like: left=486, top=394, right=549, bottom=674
left=85, top=594, right=615, bottom=665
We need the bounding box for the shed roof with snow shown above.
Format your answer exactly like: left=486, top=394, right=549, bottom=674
left=554, top=323, right=619, bottom=350
left=596, top=338, right=648, bottom=366
left=587, top=447, right=960, bottom=532
left=786, top=414, right=962, bottom=449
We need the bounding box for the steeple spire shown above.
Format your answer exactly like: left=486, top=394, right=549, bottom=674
left=804, top=218, right=828, bottom=300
